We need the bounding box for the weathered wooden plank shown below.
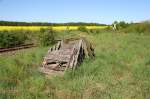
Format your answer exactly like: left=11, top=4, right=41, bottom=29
left=65, top=44, right=77, bottom=70
left=72, top=39, right=83, bottom=69
left=56, top=41, right=61, bottom=50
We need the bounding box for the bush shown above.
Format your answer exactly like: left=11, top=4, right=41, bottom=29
left=89, top=26, right=113, bottom=34
left=89, top=29, right=100, bottom=34
left=112, top=21, right=129, bottom=30
left=0, top=30, right=28, bottom=48
left=39, top=28, right=56, bottom=46
left=123, top=22, right=150, bottom=34
left=113, top=21, right=150, bottom=35
left=78, top=26, right=88, bottom=32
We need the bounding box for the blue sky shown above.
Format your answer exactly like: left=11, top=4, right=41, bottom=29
left=0, top=0, right=150, bottom=24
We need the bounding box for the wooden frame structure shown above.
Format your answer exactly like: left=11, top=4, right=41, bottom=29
left=40, top=38, right=94, bottom=75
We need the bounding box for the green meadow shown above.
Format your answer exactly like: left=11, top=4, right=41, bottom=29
left=0, top=30, right=150, bottom=99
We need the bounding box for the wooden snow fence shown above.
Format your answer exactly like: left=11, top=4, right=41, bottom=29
left=40, top=38, right=95, bottom=75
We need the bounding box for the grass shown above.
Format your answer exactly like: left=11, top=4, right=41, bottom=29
left=0, top=26, right=108, bottom=31
left=0, top=31, right=150, bottom=99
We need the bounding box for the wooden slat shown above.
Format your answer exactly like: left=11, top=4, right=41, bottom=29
left=72, top=39, right=83, bottom=69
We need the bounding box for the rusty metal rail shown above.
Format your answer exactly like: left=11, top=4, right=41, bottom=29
left=0, top=44, right=36, bottom=53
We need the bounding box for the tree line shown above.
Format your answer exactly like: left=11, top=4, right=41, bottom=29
left=0, top=21, right=107, bottom=26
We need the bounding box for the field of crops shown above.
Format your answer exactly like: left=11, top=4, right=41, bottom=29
left=0, top=26, right=108, bottom=31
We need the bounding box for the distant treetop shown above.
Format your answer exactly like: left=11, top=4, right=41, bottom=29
left=0, top=21, right=107, bottom=26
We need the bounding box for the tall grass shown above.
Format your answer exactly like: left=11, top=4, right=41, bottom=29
left=0, top=31, right=150, bottom=99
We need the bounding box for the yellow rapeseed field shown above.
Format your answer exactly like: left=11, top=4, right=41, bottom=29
left=0, top=26, right=108, bottom=31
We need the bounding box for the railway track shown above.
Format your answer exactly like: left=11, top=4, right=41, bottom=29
left=0, top=44, right=36, bottom=53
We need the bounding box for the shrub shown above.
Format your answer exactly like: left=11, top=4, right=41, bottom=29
left=65, top=26, right=71, bottom=33
left=89, top=29, right=100, bottom=34
left=39, top=28, right=56, bottom=46
left=113, top=21, right=150, bottom=35
left=78, top=26, right=88, bottom=32
left=89, top=26, right=112, bottom=34
left=123, top=22, right=150, bottom=34
left=112, top=21, right=129, bottom=30
left=0, top=30, right=28, bottom=48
